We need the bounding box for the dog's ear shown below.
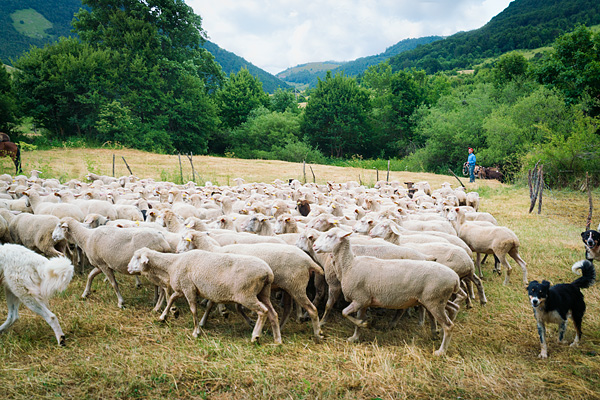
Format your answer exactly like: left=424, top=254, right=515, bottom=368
left=541, top=280, right=551, bottom=289
left=526, top=280, right=538, bottom=290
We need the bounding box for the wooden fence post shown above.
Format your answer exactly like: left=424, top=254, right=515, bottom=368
left=121, top=156, right=133, bottom=176
left=387, top=159, right=390, bottom=182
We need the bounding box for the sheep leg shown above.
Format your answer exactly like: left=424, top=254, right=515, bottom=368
left=496, top=253, right=512, bottom=285
left=256, top=283, right=282, bottom=344
left=346, top=307, right=367, bottom=343
left=342, top=301, right=369, bottom=328
left=459, top=280, right=473, bottom=309
left=19, top=294, right=65, bottom=346
left=508, top=248, right=528, bottom=285
left=388, top=309, right=406, bottom=329
left=466, top=279, right=475, bottom=299
left=102, top=268, right=125, bottom=308
left=159, top=291, right=182, bottom=321
left=200, top=300, right=214, bottom=327
left=311, top=273, right=327, bottom=309
left=235, top=304, right=255, bottom=328
left=319, top=281, right=342, bottom=328
left=81, top=267, right=103, bottom=299
left=134, top=276, right=143, bottom=289
left=426, top=302, right=454, bottom=357
left=292, top=292, right=323, bottom=341
left=279, top=291, right=293, bottom=329
left=468, top=274, right=487, bottom=305
left=153, top=286, right=163, bottom=312
left=475, top=253, right=483, bottom=278
left=182, top=288, right=201, bottom=338
left=445, top=300, right=460, bottom=322
left=0, top=288, right=20, bottom=333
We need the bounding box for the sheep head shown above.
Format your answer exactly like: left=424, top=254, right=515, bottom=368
left=127, top=249, right=150, bottom=275
left=312, top=228, right=352, bottom=254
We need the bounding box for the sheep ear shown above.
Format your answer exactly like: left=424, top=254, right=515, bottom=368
left=341, top=231, right=352, bottom=238
left=61, top=222, right=69, bottom=229
left=390, top=223, right=402, bottom=235
left=140, top=254, right=149, bottom=265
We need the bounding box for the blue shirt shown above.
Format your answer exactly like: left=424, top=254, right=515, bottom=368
left=468, top=153, right=476, bottom=165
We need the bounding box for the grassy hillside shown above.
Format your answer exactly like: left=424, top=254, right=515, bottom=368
left=0, top=149, right=599, bottom=398
left=0, top=1, right=290, bottom=93
left=277, top=36, right=443, bottom=89
left=389, top=0, right=600, bottom=73
left=10, top=8, right=53, bottom=40
left=201, top=41, right=291, bottom=93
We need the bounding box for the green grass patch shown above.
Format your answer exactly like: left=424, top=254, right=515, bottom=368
left=10, top=8, right=53, bottom=40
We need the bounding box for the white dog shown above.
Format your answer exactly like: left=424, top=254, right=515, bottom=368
left=0, top=243, right=74, bottom=345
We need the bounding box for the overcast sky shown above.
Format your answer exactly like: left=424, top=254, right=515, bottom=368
left=187, top=0, right=514, bottom=75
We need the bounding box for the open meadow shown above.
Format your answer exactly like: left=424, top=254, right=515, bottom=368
left=0, top=149, right=599, bottom=399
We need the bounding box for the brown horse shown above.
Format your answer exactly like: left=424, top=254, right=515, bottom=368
left=0, top=141, right=22, bottom=174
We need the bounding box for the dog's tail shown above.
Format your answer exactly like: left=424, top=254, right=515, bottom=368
left=571, top=260, right=596, bottom=289
left=37, top=256, right=74, bottom=301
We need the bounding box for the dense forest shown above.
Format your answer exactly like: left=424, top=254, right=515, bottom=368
left=388, top=0, right=600, bottom=73
left=1, top=0, right=599, bottom=188
left=0, top=0, right=289, bottom=93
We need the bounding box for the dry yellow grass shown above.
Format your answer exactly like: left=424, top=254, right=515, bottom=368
left=0, top=149, right=598, bottom=399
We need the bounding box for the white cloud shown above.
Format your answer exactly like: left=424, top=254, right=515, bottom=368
left=188, top=0, right=513, bottom=74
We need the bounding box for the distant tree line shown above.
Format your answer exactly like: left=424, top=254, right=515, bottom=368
left=1, top=0, right=599, bottom=187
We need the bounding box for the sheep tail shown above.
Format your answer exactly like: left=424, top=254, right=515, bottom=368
left=308, top=260, right=324, bottom=276
left=38, top=257, right=74, bottom=300
left=571, top=260, right=596, bottom=289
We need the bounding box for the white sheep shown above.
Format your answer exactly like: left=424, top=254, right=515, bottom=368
left=8, top=213, right=68, bottom=259
left=178, top=230, right=324, bottom=341
left=446, top=207, right=527, bottom=285
left=312, top=228, right=460, bottom=356
left=127, top=247, right=282, bottom=343
left=24, top=189, right=85, bottom=221
left=52, top=217, right=172, bottom=308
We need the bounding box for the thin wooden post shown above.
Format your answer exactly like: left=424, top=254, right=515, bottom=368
left=303, top=160, right=306, bottom=184
left=448, top=168, right=466, bottom=188
left=112, top=154, right=115, bottom=177
left=121, top=156, right=133, bottom=175
left=386, top=159, right=390, bottom=182
left=375, top=168, right=379, bottom=182
left=178, top=152, right=183, bottom=183
left=186, top=152, right=196, bottom=182
left=529, top=162, right=542, bottom=213
left=309, top=165, right=316, bottom=183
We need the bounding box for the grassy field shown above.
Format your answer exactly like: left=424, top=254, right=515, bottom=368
left=10, top=8, right=53, bottom=40
left=0, top=149, right=599, bottom=399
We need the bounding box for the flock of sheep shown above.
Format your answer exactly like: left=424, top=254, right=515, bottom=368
left=0, top=171, right=528, bottom=356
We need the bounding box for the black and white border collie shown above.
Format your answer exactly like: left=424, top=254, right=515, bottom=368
left=527, top=260, right=595, bottom=359
left=581, top=229, right=600, bottom=261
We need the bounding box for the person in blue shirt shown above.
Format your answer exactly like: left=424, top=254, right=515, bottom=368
left=467, top=147, right=476, bottom=183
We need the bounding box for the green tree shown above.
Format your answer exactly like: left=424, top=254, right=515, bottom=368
left=535, top=25, right=600, bottom=116
left=406, top=83, right=495, bottom=173
left=302, top=72, right=372, bottom=158
left=270, top=88, right=299, bottom=113
left=492, top=51, right=529, bottom=85
left=13, top=38, right=114, bottom=139
left=14, top=0, right=222, bottom=153
left=362, top=65, right=432, bottom=157
left=0, top=66, right=19, bottom=134
left=216, top=68, right=270, bottom=130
